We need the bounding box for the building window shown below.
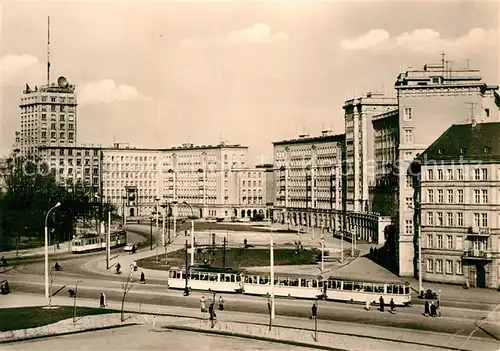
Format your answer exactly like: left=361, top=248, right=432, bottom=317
left=482, top=189, right=488, bottom=203
left=405, top=197, right=412, bottom=211
left=405, top=220, right=413, bottom=235
left=446, top=169, right=453, bottom=180
left=456, top=236, right=463, bottom=250
left=457, top=189, right=464, bottom=203
left=437, top=212, right=443, bottom=225
left=436, top=259, right=443, bottom=273
left=427, top=212, right=434, bottom=226
left=481, top=213, right=488, bottom=227
left=404, top=128, right=413, bottom=143
left=457, top=169, right=463, bottom=180
left=403, top=107, right=412, bottom=121
left=404, top=151, right=412, bottom=161
left=446, top=235, right=453, bottom=249
left=447, top=189, right=454, bottom=203
left=428, top=189, right=434, bottom=202
left=482, top=168, right=488, bottom=180
left=456, top=261, right=463, bottom=275
left=437, top=169, right=443, bottom=180
left=437, top=235, right=443, bottom=249
left=438, top=189, right=443, bottom=203
left=426, top=259, right=433, bottom=273
left=474, top=213, right=480, bottom=227
left=457, top=212, right=464, bottom=226
left=446, top=260, right=453, bottom=274
left=474, top=189, right=480, bottom=203
left=427, top=234, right=433, bottom=248
left=405, top=175, right=412, bottom=188
left=474, top=169, right=481, bottom=180
left=447, top=212, right=453, bottom=226
left=427, top=169, right=434, bottom=181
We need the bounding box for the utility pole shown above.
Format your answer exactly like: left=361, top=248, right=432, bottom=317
left=184, top=239, right=189, bottom=296
left=150, top=219, right=153, bottom=250
left=106, top=211, right=110, bottom=270
left=222, top=237, right=227, bottom=268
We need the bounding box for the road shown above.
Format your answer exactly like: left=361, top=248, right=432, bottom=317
left=1, top=223, right=499, bottom=349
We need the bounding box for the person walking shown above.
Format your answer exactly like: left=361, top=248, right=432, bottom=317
left=311, top=302, right=318, bottom=319
left=100, top=293, right=106, bottom=308
left=430, top=301, right=437, bottom=317
left=390, top=298, right=396, bottom=314
left=424, top=301, right=430, bottom=316
left=218, top=296, right=224, bottom=311
left=365, top=297, right=371, bottom=311
left=379, top=296, right=384, bottom=312
left=140, top=271, right=146, bottom=284
left=200, top=296, right=206, bottom=314
left=133, top=261, right=137, bottom=271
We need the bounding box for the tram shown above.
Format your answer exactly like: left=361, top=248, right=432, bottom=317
left=71, top=226, right=127, bottom=253
left=166, top=268, right=412, bottom=306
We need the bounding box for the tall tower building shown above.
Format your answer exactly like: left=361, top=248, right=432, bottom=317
left=18, top=77, right=77, bottom=159
left=343, top=92, right=397, bottom=213
left=395, top=59, right=500, bottom=277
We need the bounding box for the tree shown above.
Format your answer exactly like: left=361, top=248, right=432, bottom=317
left=120, top=272, right=134, bottom=322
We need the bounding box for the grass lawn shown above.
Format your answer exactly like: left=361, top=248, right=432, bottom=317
left=0, top=306, right=119, bottom=332
left=137, top=247, right=319, bottom=271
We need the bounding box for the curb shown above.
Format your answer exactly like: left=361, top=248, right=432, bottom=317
left=165, top=324, right=345, bottom=351
left=475, top=320, right=500, bottom=342
left=0, top=323, right=139, bottom=345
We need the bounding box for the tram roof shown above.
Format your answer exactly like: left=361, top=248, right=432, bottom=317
left=326, top=273, right=410, bottom=285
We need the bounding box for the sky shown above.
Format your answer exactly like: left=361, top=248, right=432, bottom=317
left=1, top=1, right=499, bottom=165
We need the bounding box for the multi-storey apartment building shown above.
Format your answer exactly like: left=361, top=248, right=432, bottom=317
left=396, top=60, right=500, bottom=277
left=18, top=77, right=77, bottom=159
left=273, top=131, right=346, bottom=234
left=38, top=145, right=102, bottom=194
left=415, top=122, right=500, bottom=288
left=343, top=92, right=397, bottom=213
left=101, top=142, right=266, bottom=220
left=256, top=164, right=275, bottom=219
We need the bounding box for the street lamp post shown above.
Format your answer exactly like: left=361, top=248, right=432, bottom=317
left=122, top=196, right=127, bottom=226
left=73, top=281, right=83, bottom=323
left=45, top=202, right=61, bottom=300
left=270, top=228, right=275, bottom=320
left=321, top=236, right=325, bottom=273
left=183, top=201, right=195, bottom=266
left=155, top=197, right=160, bottom=262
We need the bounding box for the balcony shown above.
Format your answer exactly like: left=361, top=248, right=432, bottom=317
left=467, top=226, right=490, bottom=237
left=462, top=250, right=493, bottom=261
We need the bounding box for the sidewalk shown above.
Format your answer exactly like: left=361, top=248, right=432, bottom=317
left=2, top=292, right=498, bottom=351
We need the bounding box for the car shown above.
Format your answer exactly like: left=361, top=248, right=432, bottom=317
left=205, top=218, right=217, bottom=223
left=124, top=243, right=134, bottom=252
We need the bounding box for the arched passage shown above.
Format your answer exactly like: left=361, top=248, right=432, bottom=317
left=253, top=209, right=257, bottom=217
left=241, top=209, right=245, bottom=218
left=247, top=209, right=251, bottom=217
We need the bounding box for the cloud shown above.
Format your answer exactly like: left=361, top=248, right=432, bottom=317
left=0, top=54, right=43, bottom=86
left=227, top=23, right=290, bottom=44
left=341, top=28, right=497, bottom=54
left=180, top=23, right=289, bottom=49
left=79, top=79, right=151, bottom=105
left=340, top=29, right=390, bottom=50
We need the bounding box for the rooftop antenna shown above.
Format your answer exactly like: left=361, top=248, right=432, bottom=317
left=441, top=52, right=446, bottom=71
left=47, top=16, right=50, bottom=86
left=466, top=58, right=470, bottom=70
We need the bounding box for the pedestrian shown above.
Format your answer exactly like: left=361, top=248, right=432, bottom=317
left=430, top=301, right=437, bottom=317
left=140, top=271, right=145, bottom=284
left=100, top=293, right=105, bottom=308
left=200, top=296, right=206, bottom=314
left=219, top=296, right=224, bottom=311
left=365, top=297, right=371, bottom=311
left=311, top=302, right=317, bottom=319
left=133, top=261, right=137, bottom=271
left=379, top=296, right=384, bottom=312
left=424, top=301, right=430, bottom=316
left=390, top=298, right=395, bottom=314
left=209, top=302, right=216, bottom=321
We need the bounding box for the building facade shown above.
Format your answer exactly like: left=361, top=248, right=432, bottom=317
left=273, top=131, right=345, bottom=233
left=256, top=164, right=275, bottom=219
left=343, top=92, right=397, bottom=213
left=416, top=122, right=500, bottom=288
left=396, top=60, right=500, bottom=277
left=101, top=142, right=266, bottom=220
left=18, top=77, right=77, bottom=159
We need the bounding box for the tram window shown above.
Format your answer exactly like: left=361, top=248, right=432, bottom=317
left=387, top=285, right=392, bottom=294
left=236, top=275, right=241, bottom=282
left=312, top=280, right=317, bottom=288
left=220, top=274, right=225, bottom=281
left=374, top=285, right=384, bottom=293
left=353, top=283, right=363, bottom=291
left=289, top=279, right=298, bottom=287
left=202, top=274, right=209, bottom=281
left=244, top=276, right=249, bottom=283
left=396, top=285, right=402, bottom=294
left=343, top=282, right=353, bottom=291
left=318, top=281, right=323, bottom=288
left=405, top=286, right=410, bottom=294
left=226, top=275, right=231, bottom=282
left=209, top=275, right=216, bottom=281
left=300, top=279, right=306, bottom=287
left=363, top=284, right=373, bottom=292
left=261, top=277, right=269, bottom=285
